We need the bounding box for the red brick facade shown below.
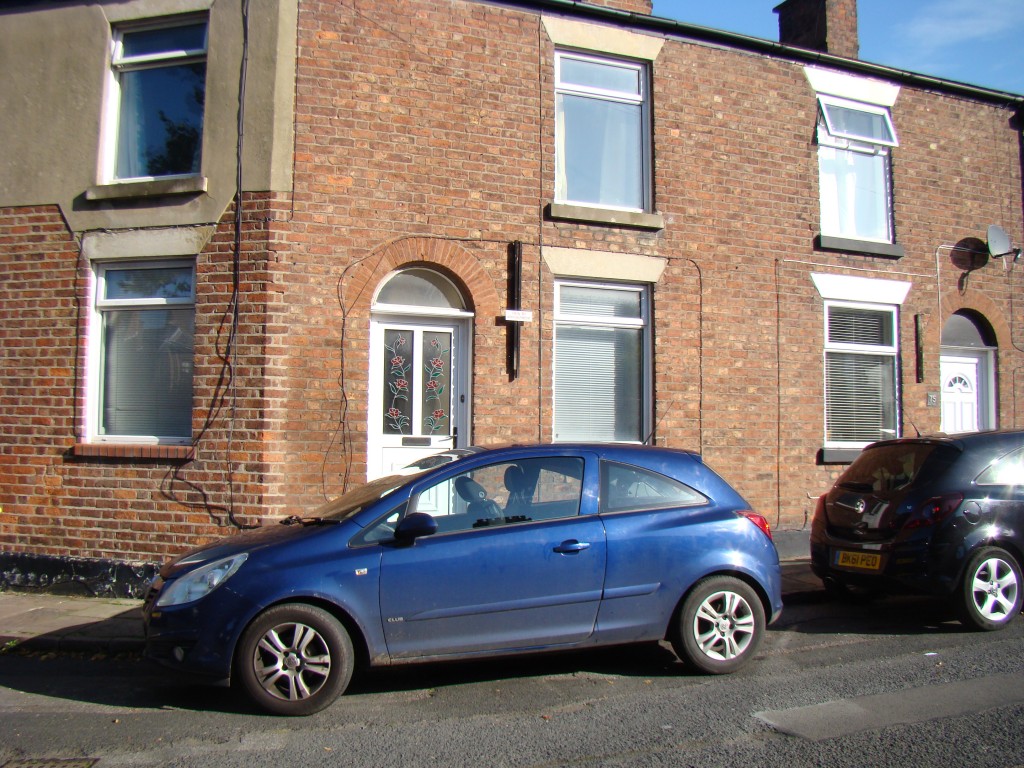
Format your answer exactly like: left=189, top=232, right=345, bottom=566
left=1, top=0, right=1021, bottom=590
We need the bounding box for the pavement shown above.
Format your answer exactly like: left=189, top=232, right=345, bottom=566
left=0, top=529, right=815, bottom=656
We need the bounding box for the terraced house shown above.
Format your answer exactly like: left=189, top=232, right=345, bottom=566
left=2, top=0, right=1022, bottom=593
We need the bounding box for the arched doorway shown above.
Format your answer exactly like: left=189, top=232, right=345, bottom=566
left=367, top=268, right=473, bottom=479
left=940, top=311, right=996, bottom=433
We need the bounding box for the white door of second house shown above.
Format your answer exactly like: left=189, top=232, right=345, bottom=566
left=940, top=355, right=981, bottom=434
left=367, top=319, right=468, bottom=479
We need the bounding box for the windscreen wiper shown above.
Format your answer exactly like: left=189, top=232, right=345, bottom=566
left=279, top=515, right=341, bottom=526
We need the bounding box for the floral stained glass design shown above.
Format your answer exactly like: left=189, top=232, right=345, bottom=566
left=382, top=329, right=453, bottom=436
left=383, top=330, right=412, bottom=433
left=422, top=335, right=451, bottom=434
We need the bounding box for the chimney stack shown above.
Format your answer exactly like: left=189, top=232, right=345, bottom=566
left=774, top=0, right=859, bottom=59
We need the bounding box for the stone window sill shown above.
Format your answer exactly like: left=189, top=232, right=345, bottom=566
left=816, top=234, right=905, bottom=259
left=85, top=175, right=208, bottom=202
left=818, top=447, right=861, bottom=465
left=546, top=202, right=664, bottom=231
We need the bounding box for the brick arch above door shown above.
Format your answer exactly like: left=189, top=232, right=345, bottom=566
left=342, top=237, right=502, bottom=321
left=935, top=292, right=1010, bottom=352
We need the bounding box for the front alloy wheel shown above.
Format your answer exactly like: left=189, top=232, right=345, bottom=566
left=236, top=604, right=354, bottom=716
left=958, top=547, right=1022, bottom=632
left=672, top=575, right=765, bottom=674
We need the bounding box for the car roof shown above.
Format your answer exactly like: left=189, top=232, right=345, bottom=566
left=463, top=442, right=703, bottom=462
left=864, top=429, right=1024, bottom=454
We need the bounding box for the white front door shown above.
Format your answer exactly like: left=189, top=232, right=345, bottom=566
left=940, top=354, right=983, bottom=433
left=368, top=318, right=468, bottom=479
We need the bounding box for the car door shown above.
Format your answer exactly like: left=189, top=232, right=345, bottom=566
left=377, top=453, right=606, bottom=660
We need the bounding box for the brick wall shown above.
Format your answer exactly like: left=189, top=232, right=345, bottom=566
left=277, top=0, right=1022, bottom=530
left=0, top=198, right=282, bottom=570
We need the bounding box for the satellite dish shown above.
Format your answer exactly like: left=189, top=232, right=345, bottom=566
left=987, top=225, right=1013, bottom=258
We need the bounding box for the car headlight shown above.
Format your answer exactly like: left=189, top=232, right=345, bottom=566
left=156, top=553, right=248, bottom=608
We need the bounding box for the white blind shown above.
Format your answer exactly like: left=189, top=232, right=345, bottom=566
left=825, top=304, right=897, bottom=444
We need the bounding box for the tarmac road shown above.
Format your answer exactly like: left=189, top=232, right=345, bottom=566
left=1, top=556, right=1023, bottom=767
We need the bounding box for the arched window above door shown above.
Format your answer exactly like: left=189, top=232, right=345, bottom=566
left=941, top=311, right=996, bottom=349
left=374, top=268, right=469, bottom=315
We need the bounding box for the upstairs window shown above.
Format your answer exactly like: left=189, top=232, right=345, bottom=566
left=554, top=51, right=651, bottom=212
left=92, top=261, right=195, bottom=442
left=816, top=95, right=897, bottom=245
left=824, top=301, right=899, bottom=447
left=106, top=18, right=208, bottom=181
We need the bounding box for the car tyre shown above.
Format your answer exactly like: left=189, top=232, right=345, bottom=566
left=957, top=547, right=1023, bottom=632
left=235, top=603, right=354, bottom=716
left=671, top=575, right=765, bottom=674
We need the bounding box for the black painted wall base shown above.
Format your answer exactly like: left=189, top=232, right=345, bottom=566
left=0, top=551, right=158, bottom=599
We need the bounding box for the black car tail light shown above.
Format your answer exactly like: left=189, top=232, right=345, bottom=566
left=813, top=493, right=826, bottom=523
left=904, top=493, right=964, bottom=530
left=740, top=510, right=773, bottom=541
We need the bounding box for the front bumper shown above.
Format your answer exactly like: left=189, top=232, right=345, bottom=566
left=142, top=580, right=252, bottom=681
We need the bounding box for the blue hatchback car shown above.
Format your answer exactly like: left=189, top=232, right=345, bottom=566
left=143, top=444, right=783, bottom=715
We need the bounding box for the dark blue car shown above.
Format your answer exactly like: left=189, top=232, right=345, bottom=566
left=143, top=444, right=783, bottom=715
left=811, top=430, right=1024, bottom=630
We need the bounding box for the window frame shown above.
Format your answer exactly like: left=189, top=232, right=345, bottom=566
left=553, top=279, right=652, bottom=444
left=87, top=259, right=196, bottom=445
left=553, top=49, right=653, bottom=214
left=816, top=95, right=898, bottom=248
left=100, top=15, right=209, bottom=184
left=818, top=95, right=897, bottom=147
left=823, top=299, right=901, bottom=451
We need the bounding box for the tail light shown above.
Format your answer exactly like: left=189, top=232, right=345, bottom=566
left=813, top=493, right=826, bottom=523
left=904, top=493, right=963, bottom=529
left=740, top=510, right=773, bottom=541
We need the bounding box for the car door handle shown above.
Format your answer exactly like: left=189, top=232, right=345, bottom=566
left=554, top=540, right=590, bottom=554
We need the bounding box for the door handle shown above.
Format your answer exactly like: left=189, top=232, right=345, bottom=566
left=554, top=540, right=590, bottom=554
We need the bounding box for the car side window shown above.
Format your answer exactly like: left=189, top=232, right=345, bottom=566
left=351, top=502, right=407, bottom=546
left=409, top=457, right=585, bottom=534
left=976, top=447, right=1024, bottom=486
left=600, top=461, right=707, bottom=513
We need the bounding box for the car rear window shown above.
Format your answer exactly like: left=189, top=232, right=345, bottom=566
left=835, top=443, right=944, bottom=494
left=976, top=446, right=1024, bottom=486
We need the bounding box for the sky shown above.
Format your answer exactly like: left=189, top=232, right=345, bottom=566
left=650, top=0, right=1024, bottom=96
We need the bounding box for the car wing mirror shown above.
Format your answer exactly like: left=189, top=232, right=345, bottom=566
left=393, top=512, right=438, bottom=544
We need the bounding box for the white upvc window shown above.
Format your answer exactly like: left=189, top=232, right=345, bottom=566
left=553, top=281, right=650, bottom=443
left=817, top=95, right=898, bottom=244
left=554, top=51, right=651, bottom=213
left=103, top=17, right=208, bottom=182
left=824, top=300, right=900, bottom=448
left=89, top=260, right=195, bottom=443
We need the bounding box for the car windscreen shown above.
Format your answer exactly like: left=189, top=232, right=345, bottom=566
left=313, top=473, right=422, bottom=522
left=834, top=443, right=948, bottom=494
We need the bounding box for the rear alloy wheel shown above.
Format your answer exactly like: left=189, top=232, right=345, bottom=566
left=672, top=576, right=765, bottom=674
left=957, top=547, right=1023, bottom=632
left=236, top=604, right=354, bottom=716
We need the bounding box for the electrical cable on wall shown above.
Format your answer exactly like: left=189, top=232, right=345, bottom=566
left=162, top=0, right=257, bottom=529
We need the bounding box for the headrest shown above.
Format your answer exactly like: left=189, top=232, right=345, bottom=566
left=454, top=475, right=487, bottom=501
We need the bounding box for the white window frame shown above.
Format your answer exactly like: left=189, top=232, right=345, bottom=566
left=823, top=299, right=900, bottom=449
left=816, top=95, right=898, bottom=245
left=87, top=259, right=196, bottom=444
left=553, top=280, right=651, bottom=443
left=554, top=50, right=652, bottom=213
left=818, top=95, right=897, bottom=147
left=101, top=16, right=208, bottom=184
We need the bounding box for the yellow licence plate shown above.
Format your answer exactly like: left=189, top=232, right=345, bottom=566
left=835, top=550, right=882, bottom=570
